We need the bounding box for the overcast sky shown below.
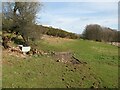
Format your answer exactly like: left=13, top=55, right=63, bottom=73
left=36, top=2, right=118, bottom=34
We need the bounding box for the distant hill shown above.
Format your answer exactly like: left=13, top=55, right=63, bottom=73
left=35, top=25, right=80, bottom=39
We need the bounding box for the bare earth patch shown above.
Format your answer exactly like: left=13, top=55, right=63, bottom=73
left=52, top=51, right=87, bottom=65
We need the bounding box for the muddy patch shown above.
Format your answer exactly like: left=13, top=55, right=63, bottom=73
left=52, top=52, right=87, bottom=65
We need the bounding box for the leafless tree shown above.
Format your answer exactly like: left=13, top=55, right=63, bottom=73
left=2, top=2, right=42, bottom=45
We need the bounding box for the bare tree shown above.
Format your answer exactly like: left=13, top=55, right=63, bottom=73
left=83, top=24, right=102, bottom=41
left=82, top=24, right=118, bottom=42
left=2, top=2, right=42, bottom=45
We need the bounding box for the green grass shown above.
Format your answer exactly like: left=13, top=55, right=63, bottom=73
left=2, top=36, right=118, bottom=88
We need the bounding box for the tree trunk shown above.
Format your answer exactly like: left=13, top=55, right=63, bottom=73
left=21, top=35, right=29, bottom=46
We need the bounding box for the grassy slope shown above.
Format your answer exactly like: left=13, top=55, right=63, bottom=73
left=2, top=36, right=118, bottom=88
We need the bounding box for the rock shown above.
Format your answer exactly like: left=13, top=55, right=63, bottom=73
left=74, top=67, right=76, bottom=70
left=56, top=60, right=60, bottom=62
left=66, top=84, right=71, bottom=88
left=104, top=86, right=107, bottom=88
left=62, top=78, right=64, bottom=81
left=71, top=79, right=74, bottom=82
left=93, top=82, right=95, bottom=85
left=63, top=73, right=65, bottom=75
left=82, top=77, right=84, bottom=80
left=90, top=85, right=94, bottom=88
left=70, top=69, right=74, bottom=72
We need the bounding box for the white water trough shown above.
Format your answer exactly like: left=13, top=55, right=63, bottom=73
left=18, top=45, right=31, bottom=53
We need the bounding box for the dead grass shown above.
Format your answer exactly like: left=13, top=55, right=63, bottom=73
left=41, top=35, right=74, bottom=45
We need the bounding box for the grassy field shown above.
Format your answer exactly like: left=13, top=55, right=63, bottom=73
left=2, top=35, right=118, bottom=88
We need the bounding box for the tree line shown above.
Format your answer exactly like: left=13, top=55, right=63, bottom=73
left=35, top=25, right=80, bottom=39
left=82, top=24, right=119, bottom=42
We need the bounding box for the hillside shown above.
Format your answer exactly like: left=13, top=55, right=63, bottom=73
left=34, top=25, right=80, bottom=39
left=2, top=35, right=118, bottom=88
